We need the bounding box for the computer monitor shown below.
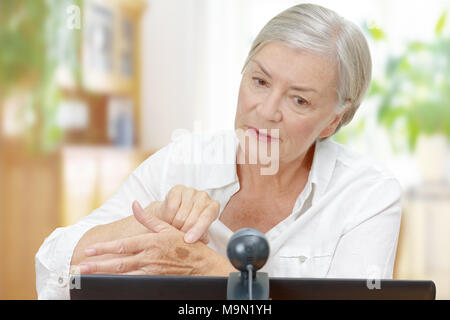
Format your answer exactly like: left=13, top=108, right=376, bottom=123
left=69, top=274, right=436, bottom=300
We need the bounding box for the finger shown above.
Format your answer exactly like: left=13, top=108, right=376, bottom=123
left=79, top=255, right=142, bottom=274
left=199, top=232, right=210, bottom=244
left=140, top=201, right=163, bottom=232
left=70, top=265, right=83, bottom=275
left=184, top=201, right=219, bottom=243
left=133, top=200, right=174, bottom=233
left=143, top=201, right=160, bottom=219
left=180, top=207, right=202, bottom=234
left=84, top=234, right=150, bottom=257
left=171, top=188, right=196, bottom=229
left=162, top=186, right=182, bottom=224
left=179, top=192, right=210, bottom=233
left=123, top=270, right=147, bottom=276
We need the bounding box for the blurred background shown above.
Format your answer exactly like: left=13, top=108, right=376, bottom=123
left=0, top=0, right=449, bottom=299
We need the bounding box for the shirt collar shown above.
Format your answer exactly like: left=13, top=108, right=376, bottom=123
left=201, top=132, right=338, bottom=200
left=309, top=137, right=338, bottom=203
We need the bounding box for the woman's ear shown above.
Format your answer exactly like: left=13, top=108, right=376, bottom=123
left=318, top=101, right=351, bottom=139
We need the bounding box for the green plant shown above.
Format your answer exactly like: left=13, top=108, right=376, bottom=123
left=0, top=1, right=47, bottom=91
left=0, top=0, right=81, bottom=154
left=366, top=11, right=450, bottom=152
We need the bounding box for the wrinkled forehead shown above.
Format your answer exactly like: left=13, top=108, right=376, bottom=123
left=247, top=41, right=339, bottom=93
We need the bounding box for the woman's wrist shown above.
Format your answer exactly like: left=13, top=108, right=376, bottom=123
left=200, top=246, right=237, bottom=277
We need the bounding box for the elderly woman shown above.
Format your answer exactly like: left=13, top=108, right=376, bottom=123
left=36, top=4, right=402, bottom=299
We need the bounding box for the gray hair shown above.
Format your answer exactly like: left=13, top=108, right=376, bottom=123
left=242, top=3, right=372, bottom=134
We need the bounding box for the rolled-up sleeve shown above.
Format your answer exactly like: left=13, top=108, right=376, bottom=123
left=327, top=177, right=403, bottom=280
left=35, top=144, right=172, bottom=299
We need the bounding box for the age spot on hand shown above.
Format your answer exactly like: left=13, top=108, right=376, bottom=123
left=175, top=247, right=190, bottom=259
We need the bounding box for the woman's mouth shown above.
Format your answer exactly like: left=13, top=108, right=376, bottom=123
left=247, top=126, right=280, bottom=143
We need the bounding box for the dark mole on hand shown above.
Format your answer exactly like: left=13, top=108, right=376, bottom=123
left=175, top=247, right=190, bottom=259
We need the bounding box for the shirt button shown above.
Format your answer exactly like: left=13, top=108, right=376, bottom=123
left=299, top=256, right=308, bottom=263
left=57, top=276, right=67, bottom=288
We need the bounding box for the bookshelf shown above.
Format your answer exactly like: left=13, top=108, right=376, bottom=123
left=0, top=0, right=149, bottom=299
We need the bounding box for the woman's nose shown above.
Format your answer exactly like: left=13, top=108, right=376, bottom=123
left=257, top=92, right=282, bottom=122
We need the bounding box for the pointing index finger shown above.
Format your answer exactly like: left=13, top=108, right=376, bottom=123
left=184, top=201, right=219, bottom=243
left=133, top=200, right=173, bottom=233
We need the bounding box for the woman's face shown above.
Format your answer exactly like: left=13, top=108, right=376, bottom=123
left=235, top=41, right=345, bottom=164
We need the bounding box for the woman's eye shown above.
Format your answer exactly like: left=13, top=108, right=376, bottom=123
left=294, top=97, right=308, bottom=105
left=253, top=77, right=267, bottom=87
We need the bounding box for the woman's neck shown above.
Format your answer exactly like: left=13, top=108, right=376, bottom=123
left=236, top=142, right=316, bottom=198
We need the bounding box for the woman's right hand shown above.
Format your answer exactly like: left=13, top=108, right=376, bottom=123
left=139, top=185, right=221, bottom=244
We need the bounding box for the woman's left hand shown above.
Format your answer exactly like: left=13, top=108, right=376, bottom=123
left=75, top=201, right=234, bottom=276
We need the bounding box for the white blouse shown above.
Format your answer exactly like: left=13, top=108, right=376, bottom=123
left=35, top=130, right=402, bottom=299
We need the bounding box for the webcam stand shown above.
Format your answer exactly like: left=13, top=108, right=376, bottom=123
left=227, top=269, right=269, bottom=300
